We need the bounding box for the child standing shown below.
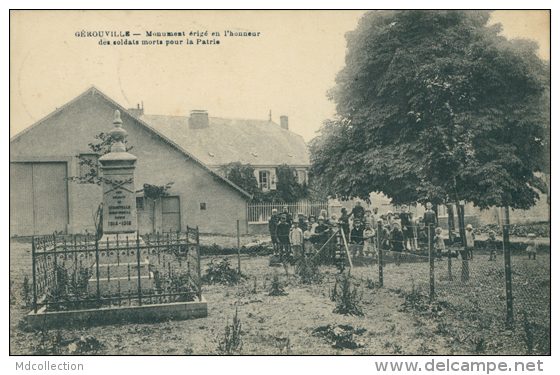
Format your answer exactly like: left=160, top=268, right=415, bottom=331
left=350, top=220, right=365, bottom=257
left=390, top=222, right=404, bottom=265
left=526, top=233, right=537, bottom=260
left=363, top=222, right=376, bottom=257
left=486, top=231, right=498, bottom=261
left=303, top=223, right=314, bottom=256
left=290, top=221, right=304, bottom=260
left=465, top=224, right=475, bottom=260
left=433, top=227, right=445, bottom=259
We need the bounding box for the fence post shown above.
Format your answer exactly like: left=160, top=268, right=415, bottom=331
left=237, top=220, right=241, bottom=274
left=137, top=236, right=142, bottom=306
left=448, top=241, right=453, bottom=281
left=32, top=238, right=37, bottom=313
left=377, top=220, right=383, bottom=287
left=429, top=224, right=435, bottom=301
left=53, top=234, right=58, bottom=288
left=503, top=224, right=514, bottom=325
left=95, top=237, right=101, bottom=306
left=196, top=226, right=202, bottom=301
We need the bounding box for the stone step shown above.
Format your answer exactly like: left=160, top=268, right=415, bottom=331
left=88, top=274, right=155, bottom=295
left=94, top=260, right=151, bottom=278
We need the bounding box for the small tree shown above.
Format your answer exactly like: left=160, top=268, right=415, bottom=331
left=221, top=162, right=261, bottom=197
left=273, top=164, right=309, bottom=202
left=66, top=132, right=133, bottom=186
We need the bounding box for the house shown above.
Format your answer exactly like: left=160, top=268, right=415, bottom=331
left=134, top=109, right=311, bottom=191
left=10, top=86, right=252, bottom=236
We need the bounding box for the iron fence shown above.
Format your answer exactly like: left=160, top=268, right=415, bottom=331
left=31, top=227, right=201, bottom=313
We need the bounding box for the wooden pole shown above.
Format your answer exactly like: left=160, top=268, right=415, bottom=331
left=32, top=238, right=37, bottom=313
left=503, top=206, right=514, bottom=325
left=95, top=237, right=101, bottom=306
left=237, top=220, right=241, bottom=274
left=137, top=236, right=142, bottom=306
left=340, top=229, right=353, bottom=275
left=196, top=226, right=202, bottom=301
left=377, top=221, right=383, bottom=287
left=429, top=223, right=435, bottom=301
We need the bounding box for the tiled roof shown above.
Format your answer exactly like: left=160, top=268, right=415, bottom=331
left=139, top=114, right=311, bottom=167
left=10, top=86, right=252, bottom=199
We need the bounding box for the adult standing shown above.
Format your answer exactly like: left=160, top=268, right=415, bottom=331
left=350, top=201, right=365, bottom=223
left=399, top=205, right=415, bottom=250
left=424, top=202, right=437, bottom=246
left=275, top=214, right=292, bottom=261
left=268, top=209, right=280, bottom=255
left=281, top=206, right=293, bottom=226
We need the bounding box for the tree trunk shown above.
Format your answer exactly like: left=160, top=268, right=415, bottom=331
left=447, top=204, right=455, bottom=244
left=456, top=203, right=466, bottom=247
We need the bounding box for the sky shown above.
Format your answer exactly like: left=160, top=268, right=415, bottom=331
left=10, top=10, right=550, bottom=142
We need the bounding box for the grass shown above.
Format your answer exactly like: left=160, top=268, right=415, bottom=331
left=9, top=241, right=550, bottom=355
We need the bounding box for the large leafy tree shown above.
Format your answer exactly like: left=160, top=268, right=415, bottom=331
left=311, top=10, right=549, bottom=212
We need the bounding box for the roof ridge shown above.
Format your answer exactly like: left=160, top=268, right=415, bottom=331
left=142, top=113, right=277, bottom=125
left=10, top=86, right=253, bottom=200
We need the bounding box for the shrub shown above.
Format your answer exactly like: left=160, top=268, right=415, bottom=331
left=295, top=256, right=323, bottom=284
left=330, top=274, right=363, bottom=316
left=268, top=272, right=288, bottom=296
left=312, top=324, right=367, bottom=349
left=201, top=258, right=246, bottom=286
left=218, top=307, right=243, bottom=354
left=22, top=276, right=32, bottom=308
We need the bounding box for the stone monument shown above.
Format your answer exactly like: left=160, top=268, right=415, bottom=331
left=89, top=110, right=153, bottom=294
left=99, top=110, right=138, bottom=243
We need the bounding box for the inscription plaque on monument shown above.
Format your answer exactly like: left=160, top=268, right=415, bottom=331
left=103, top=177, right=136, bottom=233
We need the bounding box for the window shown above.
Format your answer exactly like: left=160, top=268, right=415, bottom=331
left=259, top=171, right=270, bottom=189
left=200, top=203, right=206, bottom=210
left=136, top=197, right=144, bottom=211
left=297, top=170, right=307, bottom=185
left=78, top=154, right=98, bottom=178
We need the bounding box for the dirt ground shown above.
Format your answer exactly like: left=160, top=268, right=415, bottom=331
left=9, top=240, right=550, bottom=355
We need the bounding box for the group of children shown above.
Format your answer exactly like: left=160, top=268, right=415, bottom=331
left=268, top=203, right=540, bottom=264
left=268, top=202, right=423, bottom=262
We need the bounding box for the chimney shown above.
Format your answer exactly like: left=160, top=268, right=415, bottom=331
left=280, top=115, right=288, bottom=130
left=127, top=103, right=144, bottom=117
left=189, top=110, right=209, bottom=129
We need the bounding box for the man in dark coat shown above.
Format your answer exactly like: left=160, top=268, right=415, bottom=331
left=269, top=209, right=280, bottom=255
left=275, top=214, right=292, bottom=261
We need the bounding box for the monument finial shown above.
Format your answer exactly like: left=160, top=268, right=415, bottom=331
left=113, top=110, right=122, bottom=125
left=109, top=109, right=127, bottom=152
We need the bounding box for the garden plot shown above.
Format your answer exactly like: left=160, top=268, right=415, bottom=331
left=10, top=241, right=550, bottom=355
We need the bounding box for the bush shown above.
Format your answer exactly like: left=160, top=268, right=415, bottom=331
left=295, top=257, right=323, bottom=284
left=201, top=258, right=246, bottom=286
left=312, top=324, right=367, bottom=349
left=330, top=274, right=363, bottom=316
left=268, top=272, right=288, bottom=296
